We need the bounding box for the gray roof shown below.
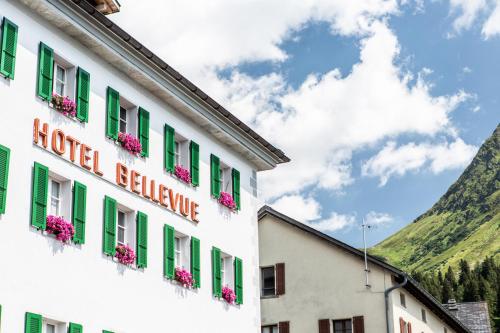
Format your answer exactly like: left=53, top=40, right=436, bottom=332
left=443, top=301, right=493, bottom=333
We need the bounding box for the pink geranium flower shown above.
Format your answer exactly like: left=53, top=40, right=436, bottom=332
left=118, top=132, right=142, bottom=155
left=46, top=215, right=75, bottom=243
left=175, top=267, right=195, bottom=288
left=222, top=286, right=236, bottom=304
left=174, top=165, right=191, bottom=184
left=219, top=192, right=236, bottom=210
left=115, top=244, right=136, bottom=265
left=51, top=93, right=77, bottom=117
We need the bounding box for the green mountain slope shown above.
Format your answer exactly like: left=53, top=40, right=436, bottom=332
left=371, top=124, right=500, bottom=272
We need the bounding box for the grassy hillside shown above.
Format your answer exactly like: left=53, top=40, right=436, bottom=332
left=371, top=124, right=500, bottom=272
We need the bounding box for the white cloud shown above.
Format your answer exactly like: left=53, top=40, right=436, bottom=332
left=306, top=212, right=357, bottom=233
left=361, top=139, right=477, bottom=186
left=447, top=0, right=500, bottom=38
left=365, top=211, right=394, bottom=226
left=271, top=194, right=321, bottom=222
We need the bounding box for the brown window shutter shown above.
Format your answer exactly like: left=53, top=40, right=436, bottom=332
left=399, top=318, right=404, bottom=333
left=318, top=319, right=330, bottom=333
left=279, top=321, right=290, bottom=333
left=407, top=322, right=412, bottom=333
left=353, top=316, right=364, bottom=333
left=276, top=263, right=285, bottom=295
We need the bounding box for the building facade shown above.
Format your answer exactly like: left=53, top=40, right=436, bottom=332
left=258, top=206, right=470, bottom=333
left=0, top=0, right=288, bottom=332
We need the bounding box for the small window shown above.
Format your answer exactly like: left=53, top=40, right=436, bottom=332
left=118, top=95, right=137, bottom=135
left=119, top=106, right=127, bottom=133
left=48, top=173, right=71, bottom=219
left=261, top=266, right=276, bottom=296
left=333, top=319, right=352, bottom=333
left=261, top=325, right=279, bottom=333
left=54, top=64, right=66, bottom=96
left=49, top=179, right=61, bottom=216
left=115, top=205, right=135, bottom=248
left=220, top=252, right=234, bottom=288
left=52, top=54, right=75, bottom=99
left=175, top=236, right=182, bottom=266
left=42, top=318, right=65, bottom=333
left=117, top=211, right=127, bottom=246
left=220, top=161, right=232, bottom=193
left=400, top=292, right=406, bottom=308
left=174, top=133, right=189, bottom=168
left=421, top=309, right=427, bottom=323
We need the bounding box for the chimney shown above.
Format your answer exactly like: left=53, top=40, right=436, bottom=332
left=447, top=299, right=458, bottom=311
left=86, top=0, right=120, bottom=15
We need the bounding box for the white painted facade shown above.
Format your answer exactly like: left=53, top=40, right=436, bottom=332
left=259, top=209, right=465, bottom=333
left=0, top=1, right=285, bottom=332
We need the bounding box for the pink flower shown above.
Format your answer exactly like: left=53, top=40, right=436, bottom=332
left=46, top=215, right=75, bottom=243
left=175, top=267, right=195, bottom=288
left=174, top=165, right=191, bottom=184
left=222, top=286, right=236, bottom=304
left=51, top=94, right=77, bottom=117
left=118, top=132, right=142, bottom=155
left=218, top=192, right=236, bottom=210
left=115, top=244, right=136, bottom=265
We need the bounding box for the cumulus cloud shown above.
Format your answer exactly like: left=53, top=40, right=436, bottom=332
left=365, top=211, right=394, bottom=226
left=271, top=194, right=321, bottom=222
left=448, top=0, right=500, bottom=39
left=306, top=212, right=357, bottom=233
left=361, top=139, right=477, bottom=186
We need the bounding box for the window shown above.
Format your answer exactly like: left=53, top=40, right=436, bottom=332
left=333, top=319, right=352, bottom=333
left=46, top=324, right=56, bottom=333
left=42, top=318, right=65, bottom=333
left=221, top=257, right=226, bottom=285
left=261, top=325, right=279, bottom=333
left=118, top=95, right=137, bottom=135
left=54, top=63, right=66, bottom=96
left=421, top=309, right=427, bottom=323
left=115, top=205, right=135, bottom=248
left=174, top=133, right=189, bottom=168
left=220, top=252, right=234, bottom=288
left=261, top=266, right=276, bottom=296
left=175, top=236, right=181, bottom=266
left=444, top=328, right=448, bottom=333
left=220, top=161, right=232, bottom=193
left=119, top=106, right=127, bottom=133
left=400, top=292, right=406, bottom=308
left=117, top=210, right=127, bottom=246
left=49, top=179, right=61, bottom=216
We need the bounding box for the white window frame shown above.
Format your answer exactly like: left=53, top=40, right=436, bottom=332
left=119, top=106, right=128, bottom=134
left=42, top=318, right=66, bottom=333
left=117, top=210, right=127, bottom=246
left=49, top=179, right=62, bottom=217
left=219, top=161, right=232, bottom=194
left=53, top=63, right=67, bottom=97
left=51, top=53, right=75, bottom=100
left=118, top=95, right=137, bottom=135
left=174, top=133, right=189, bottom=168
left=47, top=173, right=71, bottom=220
left=115, top=204, right=135, bottom=249
left=174, top=236, right=182, bottom=267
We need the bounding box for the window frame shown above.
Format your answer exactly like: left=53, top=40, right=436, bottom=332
left=53, top=62, right=67, bottom=96
left=261, top=325, right=279, bottom=333
left=421, top=308, right=427, bottom=323
left=49, top=178, right=62, bottom=216
left=117, top=210, right=127, bottom=246
left=117, top=94, right=137, bottom=136
left=42, top=317, right=66, bottom=333
left=260, top=266, right=276, bottom=297
left=332, top=319, right=353, bottom=333
left=174, top=236, right=182, bottom=267
left=400, top=292, right=406, bottom=308
left=119, top=106, right=128, bottom=134
left=219, top=161, right=232, bottom=194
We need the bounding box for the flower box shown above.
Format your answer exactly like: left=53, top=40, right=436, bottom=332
left=118, top=132, right=142, bottom=156
left=46, top=215, right=75, bottom=243
left=222, top=286, right=236, bottom=304
left=115, top=244, right=136, bottom=265
left=174, top=165, right=191, bottom=184
left=218, top=192, right=236, bottom=210
left=51, top=94, right=76, bottom=118
left=175, top=267, right=195, bottom=288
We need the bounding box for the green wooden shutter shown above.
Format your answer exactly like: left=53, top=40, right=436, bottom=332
left=103, top=331, right=114, bottom=333
left=36, top=42, right=53, bottom=101
left=190, top=141, right=200, bottom=186
left=103, top=196, right=117, bottom=256
left=137, top=107, right=150, bottom=157
left=76, top=67, right=90, bottom=122
left=0, top=18, right=18, bottom=79
left=234, top=257, right=243, bottom=304
left=136, top=211, right=148, bottom=268
left=106, top=87, right=119, bottom=140
left=191, top=237, right=201, bottom=288
left=232, top=169, right=241, bottom=210
left=31, top=162, right=48, bottom=230
left=164, top=124, right=175, bottom=172
left=210, top=154, right=221, bottom=198
left=0, top=144, right=10, bottom=214
left=163, top=224, right=175, bottom=279
left=72, top=181, right=87, bottom=244
left=68, top=323, right=83, bottom=333
left=212, top=247, right=222, bottom=297
left=25, top=312, right=42, bottom=333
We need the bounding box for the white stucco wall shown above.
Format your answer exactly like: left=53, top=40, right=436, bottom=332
left=0, top=1, right=264, bottom=332
left=259, top=215, right=458, bottom=333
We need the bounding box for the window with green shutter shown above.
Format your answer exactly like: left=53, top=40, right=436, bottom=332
left=0, top=17, right=18, bottom=79
left=232, top=169, right=241, bottom=210
left=25, top=312, right=42, bottom=333
left=31, top=162, right=49, bottom=230
left=136, top=211, right=148, bottom=268
left=106, top=87, right=119, bottom=140
left=210, top=155, right=221, bottom=198
left=68, top=323, right=83, bottom=333
left=190, top=141, right=200, bottom=186
left=103, top=195, right=117, bottom=256
left=103, top=331, right=114, bottom=333
left=76, top=67, right=90, bottom=122
left=37, top=42, right=54, bottom=101
left=163, top=224, right=175, bottom=279
left=191, top=237, right=201, bottom=288
left=72, top=181, right=87, bottom=244
left=234, top=257, right=243, bottom=304
left=164, top=124, right=175, bottom=172
left=137, top=107, right=150, bottom=157
left=0, top=144, right=10, bottom=214
left=212, top=247, right=222, bottom=297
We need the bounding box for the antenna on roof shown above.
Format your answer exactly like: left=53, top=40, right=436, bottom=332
left=362, top=218, right=372, bottom=289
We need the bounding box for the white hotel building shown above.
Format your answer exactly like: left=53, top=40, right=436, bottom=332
left=0, top=0, right=289, bottom=332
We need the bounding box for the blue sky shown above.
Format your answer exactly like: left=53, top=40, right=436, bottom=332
left=113, top=0, right=500, bottom=248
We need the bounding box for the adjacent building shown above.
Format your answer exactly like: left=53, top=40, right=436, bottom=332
left=0, top=0, right=288, bottom=332
left=258, top=206, right=470, bottom=333
left=443, top=300, right=493, bottom=333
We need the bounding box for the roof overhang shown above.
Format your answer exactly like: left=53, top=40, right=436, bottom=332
left=90, top=0, right=120, bottom=15
left=19, top=0, right=289, bottom=171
